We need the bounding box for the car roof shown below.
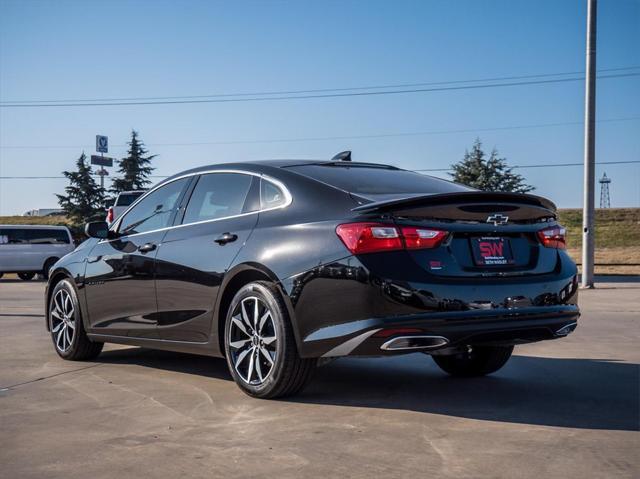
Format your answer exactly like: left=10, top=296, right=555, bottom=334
left=116, top=190, right=146, bottom=195
left=159, top=159, right=399, bottom=183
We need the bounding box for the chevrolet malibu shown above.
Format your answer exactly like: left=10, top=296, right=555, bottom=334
left=45, top=154, right=579, bottom=398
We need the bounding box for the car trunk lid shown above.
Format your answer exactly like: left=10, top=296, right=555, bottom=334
left=353, top=191, right=560, bottom=277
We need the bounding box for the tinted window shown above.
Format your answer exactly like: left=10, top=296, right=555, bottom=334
left=118, top=179, right=188, bottom=235
left=261, top=180, right=287, bottom=209
left=0, top=228, right=69, bottom=244
left=116, top=192, right=145, bottom=207
left=287, top=164, right=473, bottom=196
left=183, top=173, right=252, bottom=224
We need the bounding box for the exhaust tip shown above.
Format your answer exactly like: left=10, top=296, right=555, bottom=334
left=381, top=335, right=449, bottom=351
left=555, top=322, right=578, bottom=337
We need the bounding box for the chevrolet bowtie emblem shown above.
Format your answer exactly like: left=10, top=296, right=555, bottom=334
left=487, top=214, right=509, bottom=226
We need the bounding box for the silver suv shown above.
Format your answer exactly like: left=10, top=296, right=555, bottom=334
left=0, top=225, right=75, bottom=280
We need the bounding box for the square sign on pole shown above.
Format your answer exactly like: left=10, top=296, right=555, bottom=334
left=90, top=155, right=113, bottom=167
left=96, top=135, right=108, bottom=153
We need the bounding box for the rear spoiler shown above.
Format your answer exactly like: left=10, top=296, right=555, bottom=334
left=352, top=191, right=557, bottom=221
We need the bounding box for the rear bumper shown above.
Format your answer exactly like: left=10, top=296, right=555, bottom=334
left=304, top=305, right=580, bottom=357
left=283, top=251, right=580, bottom=358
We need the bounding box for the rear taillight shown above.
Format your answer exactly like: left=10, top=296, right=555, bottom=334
left=537, top=226, right=566, bottom=249
left=336, top=223, right=447, bottom=254
left=106, top=207, right=114, bottom=224
left=335, top=223, right=403, bottom=254
left=400, top=227, right=448, bottom=250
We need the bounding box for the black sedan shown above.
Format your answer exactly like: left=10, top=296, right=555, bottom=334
left=45, top=154, right=579, bottom=398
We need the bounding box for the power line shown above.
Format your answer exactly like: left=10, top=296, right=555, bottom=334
left=2, top=66, right=637, bottom=105
left=1, top=72, right=638, bottom=108
left=2, top=116, right=638, bottom=150
left=2, top=160, right=638, bottom=180
left=415, top=160, right=640, bottom=172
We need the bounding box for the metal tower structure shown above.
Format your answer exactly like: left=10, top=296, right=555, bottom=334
left=599, top=172, right=611, bottom=208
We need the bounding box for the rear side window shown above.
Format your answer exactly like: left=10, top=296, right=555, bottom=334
left=287, top=164, right=472, bottom=196
left=183, top=173, right=252, bottom=224
left=260, top=179, right=287, bottom=209
left=118, top=179, right=189, bottom=235
left=0, top=228, right=69, bottom=244
left=116, top=192, right=144, bottom=207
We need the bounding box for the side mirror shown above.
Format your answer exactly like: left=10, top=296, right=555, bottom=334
left=85, top=221, right=110, bottom=239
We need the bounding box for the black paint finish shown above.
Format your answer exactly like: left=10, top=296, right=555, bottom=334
left=45, top=160, right=580, bottom=360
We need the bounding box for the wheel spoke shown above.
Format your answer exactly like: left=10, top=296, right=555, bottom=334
left=64, top=293, right=73, bottom=316
left=255, top=352, right=264, bottom=382
left=253, top=298, right=259, bottom=331
left=234, top=347, right=252, bottom=369
left=57, top=326, right=65, bottom=350
left=231, top=315, right=250, bottom=337
left=54, top=292, right=64, bottom=316
left=51, top=307, right=63, bottom=320
left=246, top=351, right=255, bottom=383
left=67, top=319, right=75, bottom=330
left=260, top=347, right=274, bottom=365
left=262, top=335, right=277, bottom=346
left=65, top=327, right=72, bottom=347
left=258, top=311, right=270, bottom=334
left=52, top=322, right=62, bottom=333
left=240, top=301, right=254, bottom=333
left=229, top=338, right=251, bottom=349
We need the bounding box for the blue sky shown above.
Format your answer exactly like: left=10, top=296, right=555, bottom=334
left=1, top=0, right=638, bottom=215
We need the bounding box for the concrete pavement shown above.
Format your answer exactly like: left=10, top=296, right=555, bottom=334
left=1, top=278, right=638, bottom=478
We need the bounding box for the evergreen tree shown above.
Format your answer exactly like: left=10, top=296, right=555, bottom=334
left=56, top=152, right=105, bottom=225
left=450, top=139, right=534, bottom=193
left=111, top=130, right=156, bottom=193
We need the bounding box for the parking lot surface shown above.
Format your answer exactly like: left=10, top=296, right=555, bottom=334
left=1, top=278, right=638, bottom=479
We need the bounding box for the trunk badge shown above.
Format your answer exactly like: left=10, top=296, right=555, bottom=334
left=487, top=214, right=509, bottom=226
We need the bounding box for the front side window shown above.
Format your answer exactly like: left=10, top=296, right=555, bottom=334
left=118, top=178, right=189, bottom=235
left=183, top=173, right=252, bottom=224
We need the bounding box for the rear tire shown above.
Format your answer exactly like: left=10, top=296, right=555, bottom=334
left=49, top=279, right=103, bottom=361
left=432, top=345, right=513, bottom=377
left=224, top=281, right=316, bottom=399
left=18, top=272, right=35, bottom=281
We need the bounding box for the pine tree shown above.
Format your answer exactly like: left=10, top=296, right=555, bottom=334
left=56, top=153, right=105, bottom=226
left=111, top=130, right=156, bottom=193
left=450, top=139, right=534, bottom=193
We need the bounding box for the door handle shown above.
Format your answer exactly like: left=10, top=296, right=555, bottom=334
left=138, top=243, right=157, bottom=253
left=214, top=232, right=238, bottom=245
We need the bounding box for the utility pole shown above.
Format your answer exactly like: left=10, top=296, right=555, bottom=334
left=581, top=0, right=597, bottom=289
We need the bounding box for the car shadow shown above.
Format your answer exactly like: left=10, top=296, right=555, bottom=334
left=97, top=348, right=639, bottom=432
left=99, top=347, right=232, bottom=381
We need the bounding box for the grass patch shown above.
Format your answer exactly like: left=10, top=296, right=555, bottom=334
left=0, top=215, right=74, bottom=227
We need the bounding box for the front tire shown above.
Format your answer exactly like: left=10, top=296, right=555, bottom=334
left=18, top=272, right=35, bottom=281
left=49, top=279, right=103, bottom=360
left=432, top=345, right=513, bottom=377
left=224, top=281, right=316, bottom=399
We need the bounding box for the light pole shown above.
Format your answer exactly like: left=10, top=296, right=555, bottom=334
left=581, top=0, right=597, bottom=289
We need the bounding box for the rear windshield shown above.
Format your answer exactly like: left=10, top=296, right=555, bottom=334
left=286, top=164, right=472, bottom=197
left=0, top=228, right=70, bottom=245
left=116, top=192, right=145, bottom=207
